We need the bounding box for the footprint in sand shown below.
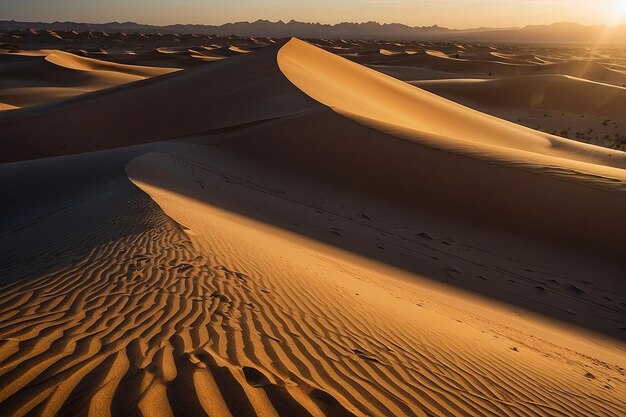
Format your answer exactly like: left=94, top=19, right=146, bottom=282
left=568, top=284, right=586, bottom=295
left=416, top=232, right=434, bottom=240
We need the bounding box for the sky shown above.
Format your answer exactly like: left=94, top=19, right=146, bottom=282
left=2, top=0, right=626, bottom=29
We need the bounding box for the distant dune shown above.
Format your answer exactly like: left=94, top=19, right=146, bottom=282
left=0, top=49, right=176, bottom=107
left=0, top=33, right=625, bottom=417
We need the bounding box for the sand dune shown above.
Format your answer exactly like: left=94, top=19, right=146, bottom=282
left=411, top=74, right=626, bottom=118
left=100, top=48, right=221, bottom=68
left=0, top=50, right=177, bottom=107
left=352, top=50, right=538, bottom=77
left=0, top=36, right=625, bottom=417
left=0, top=43, right=317, bottom=161
left=352, top=48, right=626, bottom=86
left=542, top=60, right=626, bottom=86
left=490, top=52, right=550, bottom=64
left=279, top=40, right=623, bottom=167
left=1, top=138, right=624, bottom=416
left=0, top=53, right=141, bottom=87
left=41, top=49, right=176, bottom=77
left=407, top=75, right=626, bottom=149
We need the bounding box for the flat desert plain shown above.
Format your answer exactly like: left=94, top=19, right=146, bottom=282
left=0, top=30, right=625, bottom=417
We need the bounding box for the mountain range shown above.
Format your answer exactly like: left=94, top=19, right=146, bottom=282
left=1, top=19, right=625, bottom=44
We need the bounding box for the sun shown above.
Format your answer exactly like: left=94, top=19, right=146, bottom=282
left=612, top=0, right=626, bottom=16
left=604, top=0, right=626, bottom=25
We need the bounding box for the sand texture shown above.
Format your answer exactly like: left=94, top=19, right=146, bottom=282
left=0, top=34, right=625, bottom=417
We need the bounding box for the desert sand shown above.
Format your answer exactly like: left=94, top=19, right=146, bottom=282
left=0, top=32, right=625, bottom=417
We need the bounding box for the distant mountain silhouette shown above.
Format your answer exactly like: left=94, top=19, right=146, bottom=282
left=1, top=19, right=625, bottom=43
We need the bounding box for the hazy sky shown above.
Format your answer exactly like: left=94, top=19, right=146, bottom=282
left=2, top=0, right=626, bottom=28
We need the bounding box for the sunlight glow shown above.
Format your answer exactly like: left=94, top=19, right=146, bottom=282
left=610, top=0, right=626, bottom=21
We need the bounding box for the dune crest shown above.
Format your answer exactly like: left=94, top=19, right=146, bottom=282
left=1, top=34, right=625, bottom=417
left=277, top=38, right=624, bottom=170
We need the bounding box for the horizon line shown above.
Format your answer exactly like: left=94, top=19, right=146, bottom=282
left=2, top=17, right=626, bottom=32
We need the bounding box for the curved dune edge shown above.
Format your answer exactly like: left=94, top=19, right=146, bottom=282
left=0, top=42, right=319, bottom=163
left=125, top=149, right=626, bottom=417
left=11, top=49, right=178, bottom=78
left=353, top=48, right=626, bottom=86
left=42, top=50, right=178, bottom=78
left=411, top=74, right=626, bottom=118
left=0, top=102, right=18, bottom=111
left=271, top=39, right=626, bottom=262
left=407, top=74, right=626, bottom=151
left=0, top=50, right=179, bottom=108
left=1, top=140, right=624, bottom=417
left=276, top=38, right=626, bottom=172
left=1, top=36, right=626, bottom=417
